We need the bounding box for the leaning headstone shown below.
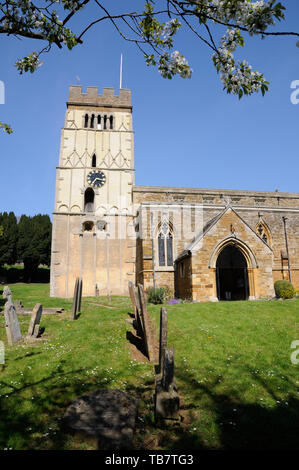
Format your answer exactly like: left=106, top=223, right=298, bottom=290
left=77, top=278, right=83, bottom=314
left=137, top=284, right=154, bottom=362
left=27, top=303, right=43, bottom=338
left=128, top=281, right=137, bottom=316
left=63, top=389, right=138, bottom=449
left=128, top=281, right=143, bottom=336
left=159, top=307, right=168, bottom=374
left=2, top=287, right=22, bottom=346
left=72, top=278, right=79, bottom=320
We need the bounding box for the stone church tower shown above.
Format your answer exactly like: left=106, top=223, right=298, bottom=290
left=50, top=86, right=136, bottom=297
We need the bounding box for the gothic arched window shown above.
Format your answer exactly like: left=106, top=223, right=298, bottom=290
left=92, top=154, right=96, bottom=168
left=84, top=114, right=89, bottom=128
left=97, top=115, right=102, bottom=130
left=84, top=188, right=95, bottom=213
left=109, top=115, right=113, bottom=130
left=157, top=220, right=173, bottom=267
left=256, top=221, right=271, bottom=246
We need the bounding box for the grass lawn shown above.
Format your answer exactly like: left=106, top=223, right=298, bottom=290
left=0, top=283, right=299, bottom=450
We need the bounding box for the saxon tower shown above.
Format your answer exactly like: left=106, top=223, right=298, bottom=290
left=50, top=86, right=136, bottom=297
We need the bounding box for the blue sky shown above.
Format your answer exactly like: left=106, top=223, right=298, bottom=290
left=1, top=1, right=299, bottom=218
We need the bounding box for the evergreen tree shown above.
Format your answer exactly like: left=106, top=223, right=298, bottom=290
left=17, top=214, right=52, bottom=281
left=0, top=212, right=18, bottom=266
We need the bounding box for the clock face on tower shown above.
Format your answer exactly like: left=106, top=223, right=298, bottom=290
left=87, top=170, right=106, bottom=188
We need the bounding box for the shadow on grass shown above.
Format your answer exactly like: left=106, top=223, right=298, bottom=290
left=1, top=352, right=298, bottom=450
left=0, top=364, right=122, bottom=450
left=169, top=366, right=299, bottom=450
left=131, top=362, right=299, bottom=450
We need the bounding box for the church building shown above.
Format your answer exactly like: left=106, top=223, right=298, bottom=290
left=50, top=86, right=299, bottom=301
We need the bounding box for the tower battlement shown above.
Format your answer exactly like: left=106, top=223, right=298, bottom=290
left=67, top=86, right=131, bottom=108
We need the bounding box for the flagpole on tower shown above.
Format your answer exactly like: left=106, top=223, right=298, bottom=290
left=120, top=53, right=123, bottom=89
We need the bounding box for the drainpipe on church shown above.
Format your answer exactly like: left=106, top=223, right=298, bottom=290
left=151, top=211, right=156, bottom=289
left=282, top=216, right=292, bottom=283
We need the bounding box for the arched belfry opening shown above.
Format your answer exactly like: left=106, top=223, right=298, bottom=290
left=84, top=188, right=95, bottom=213
left=216, top=244, right=249, bottom=301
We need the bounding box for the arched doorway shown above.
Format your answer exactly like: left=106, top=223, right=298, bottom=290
left=216, top=244, right=249, bottom=301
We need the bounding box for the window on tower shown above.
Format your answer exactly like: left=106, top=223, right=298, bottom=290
left=90, top=114, right=95, bottom=129
left=83, top=113, right=113, bottom=130
left=84, top=188, right=95, bottom=213
left=92, top=154, right=97, bottom=168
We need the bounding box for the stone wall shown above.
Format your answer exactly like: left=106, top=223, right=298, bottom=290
left=133, top=186, right=299, bottom=300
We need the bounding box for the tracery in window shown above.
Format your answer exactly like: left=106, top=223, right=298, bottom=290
left=157, top=219, right=173, bottom=267
left=256, top=220, right=271, bottom=246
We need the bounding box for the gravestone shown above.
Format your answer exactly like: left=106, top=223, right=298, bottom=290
left=72, top=278, right=79, bottom=320
left=63, top=389, right=138, bottom=449
left=2, top=286, right=22, bottom=345
left=27, top=303, right=43, bottom=338
left=128, top=281, right=137, bottom=316
left=77, top=278, right=83, bottom=313
left=162, top=347, right=175, bottom=392
left=155, top=347, right=180, bottom=422
left=128, top=281, right=143, bottom=335
left=14, top=300, right=24, bottom=314
left=159, top=307, right=168, bottom=374
left=137, top=284, right=154, bottom=362
left=3, top=286, right=12, bottom=304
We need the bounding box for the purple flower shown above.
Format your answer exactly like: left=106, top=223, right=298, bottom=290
left=167, top=298, right=179, bottom=305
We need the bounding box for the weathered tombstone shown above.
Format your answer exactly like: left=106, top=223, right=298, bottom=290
left=137, top=284, right=154, bottom=362
left=134, top=286, right=143, bottom=335
left=128, top=281, right=143, bottom=336
left=27, top=303, right=43, bottom=338
left=63, top=389, right=138, bottom=449
left=2, top=287, right=22, bottom=345
left=72, top=278, right=79, bottom=320
left=77, top=278, right=83, bottom=314
left=159, top=307, right=168, bottom=374
left=162, top=347, right=175, bottom=391
left=95, top=284, right=99, bottom=297
left=3, top=286, right=12, bottom=304
left=155, top=347, right=180, bottom=422
left=128, top=281, right=137, bottom=316
left=13, top=300, right=24, bottom=314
